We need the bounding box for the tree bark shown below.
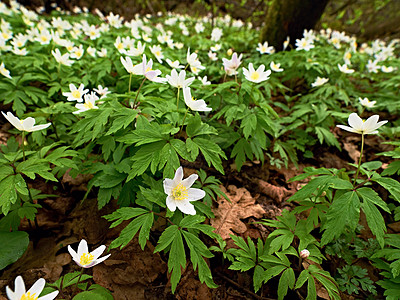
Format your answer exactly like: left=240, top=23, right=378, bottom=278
left=260, top=0, right=329, bottom=51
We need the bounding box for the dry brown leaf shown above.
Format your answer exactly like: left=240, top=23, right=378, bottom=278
left=255, top=179, right=290, bottom=203
left=211, top=185, right=265, bottom=240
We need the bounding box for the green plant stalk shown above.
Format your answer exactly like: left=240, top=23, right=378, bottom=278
left=353, top=133, right=365, bottom=187
left=176, top=87, right=180, bottom=111
left=133, top=77, right=146, bottom=108
left=128, top=73, right=132, bottom=93
left=21, top=131, right=26, bottom=161
left=73, top=267, right=84, bottom=297
left=179, top=108, right=189, bottom=133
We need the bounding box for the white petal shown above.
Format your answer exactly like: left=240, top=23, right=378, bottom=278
left=348, top=113, right=363, bottom=130
left=3, top=111, right=23, bottom=131
left=38, top=290, right=59, bottom=300
left=22, top=117, right=35, bottom=131
left=173, top=166, right=184, bottom=185
left=163, top=178, right=175, bottom=195
left=6, top=286, right=15, bottom=299
left=77, top=239, right=89, bottom=257
left=337, top=124, right=358, bottom=133
left=187, top=188, right=206, bottom=201
left=166, top=195, right=177, bottom=212
left=30, top=123, right=51, bottom=132
left=67, top=245, right=79, bottom=261
left=26, top=278, right=45, bottom=297
left=91, top=254, right=111, bottom=267
left=176, top=200, right=196, bottom=215
left=181, top=174, right=198, bottom=189
left=14, top=276, right=26, bottom=298
left=90, top=245, right=106, bottom=260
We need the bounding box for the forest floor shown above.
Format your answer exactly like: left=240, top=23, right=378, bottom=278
left=0, top=117, right=397, bottom=300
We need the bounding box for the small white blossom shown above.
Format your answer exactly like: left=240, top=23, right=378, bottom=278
left=163, top=166, right=206, bottom=215
left=337, top=113, right=387, bottom=135
left=68, top=239, right=110, bottom=268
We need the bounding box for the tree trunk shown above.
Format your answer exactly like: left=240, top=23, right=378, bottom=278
left=260, top=0, right=329, bottom=51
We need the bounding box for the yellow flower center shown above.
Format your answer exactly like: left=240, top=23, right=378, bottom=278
left=345, top=52, right=351, bottom=59
left=72, top=90, right=81, bottom=98
left=2, top=32, right=9, bottom=39
left=146, top=67, right=152, bottom=72
left=192, top=67, right=197, bottom=73
left=41, top=35, right=48, bottom=42
left=117, top=43, right=123, bottom=50
left=172, top=183, right=188, bottom=201
left=261, top=46, right=266, bottom=52
left=155, top=51, right=161, bottom=57
left=84, top=101, right=95, bottom=109
left=79, top=252, right=94, bottom=266
left=250, top=71, right=260, bottom=81
left=21, top=292, right=38, bottom=300
left=75, top=51, right=82, bottom=57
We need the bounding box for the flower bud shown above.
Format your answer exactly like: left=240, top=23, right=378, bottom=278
left=227, top=48, right=233, bottom=56
left=300, top=249, right=310, bottom=259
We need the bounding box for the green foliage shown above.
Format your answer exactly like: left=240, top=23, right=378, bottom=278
left=336, top=265, right=377, bottom=295
left=0, top=231, right=29, bottom=270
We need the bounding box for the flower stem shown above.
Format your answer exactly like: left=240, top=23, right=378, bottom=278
left=133, top=77, right=146, bottom=108
left=179, top=109, right=189, bottom=133
left=128, top=73, right=132, bottom=93
left=176, top=87, right=180, bottom=111
left=21, top=131, right=26, bottom=161
left=73, top=267, right=84, bottom=296
left=353, top=133, right=365, bottom=187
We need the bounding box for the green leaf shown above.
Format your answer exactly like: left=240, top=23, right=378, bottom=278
left=193, top=137, right=226, bottom=174
left=307, top=276, right=317, bottom=300
left=253, top=265, right=265, bottom=292
left=49, top=271, right=92, bottom=290
left=169, top=230, right=186, bottom=293
left=241, top=113, right=257, bottom=139
left=277, top=267, right=295, bottom=300
left=315, top=126, right=340, bottom=149
left=186, top=115, right=217, bottom=137
left=372, top=176, right=400, bottom=202
left=0, top=175, right=18, bottom=215
left=321, top=191, right=360, bottom=246
left=0, top=231, right=29, bottom=270
left=109, top=212, right=154, bottom=250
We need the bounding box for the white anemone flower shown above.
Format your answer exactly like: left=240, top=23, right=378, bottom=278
left=51, top=48, right=73, bottom=66
left=6, top=276, right=59, bottom=300
left=359, top=97, right=376, bottom=108
left=62, top=83, right=89, bottom=102
left=311, top=77, right=329, bottom=87
left=2, top=111, right=51, bottom=132
left=337, top=113, right=387, bottom=135
left=166, top=69, right=194, bottom=89
left=120, top=56, right=143, bottom=75
left=198, top=76, right=211, bottom=85
left=163, top=166, right=206, bottom=215
left=0, top=62, right=12, bottom=78
left=94, top=85, right=111, bottom=98
left=68, top=239, right=110, bottom=268
left=256, top=41, right=275, bottom=54
left=338, top=63, right=355, bottom=74
left=243, top=63, right=271, bottom=83
left=166, top=58, right=184, bottom=69
left=270, top=61, right=283, bottom=72
left=183, top=87, right=211, bottom=112
left=73, top=92, right=99, bottom=114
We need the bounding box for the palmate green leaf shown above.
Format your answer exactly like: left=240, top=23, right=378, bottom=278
left=155, top=225, right=186, bottom=294
left=231, top=138, right=253, bottom=171
left=16, top=158, right=57, bottom=182
left=357, top=187, right=389, bottom=248
left=127, top=141, right=166, bottom=181
left=315, top=126, right=340, bottom=149
left=241, top=113, right=257, bottom=139
left=372, top=175, right=400, bottom=202
left=186, top=115, right=218, bottom=137
left=289, top=175, right=335, bottom=202
left=308, top=265, right=340, bottom=300
left=182, top=231, right=217, bottom=288
left=193, top=137, right=226, bottom=174
left=277, top=267, right=295, bottom=300
left=109, top=211, right=154, bottom=250
left=321, top=191, right=360, bottom=246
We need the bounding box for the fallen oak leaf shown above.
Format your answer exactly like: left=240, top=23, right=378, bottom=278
left=254, top=178, right=291, bottom=203
left=211, top=185, right=265, bottom=240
